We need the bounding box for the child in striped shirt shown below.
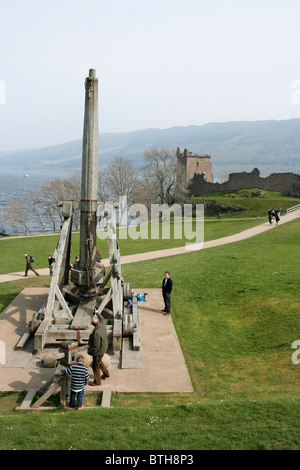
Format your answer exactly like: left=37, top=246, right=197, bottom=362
left=62, top=355, right=89, bottom=410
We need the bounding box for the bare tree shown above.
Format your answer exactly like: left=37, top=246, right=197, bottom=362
left=61, top=170, right=81, bottom=230
left=30, top=171, right=81, bottom=232
left=105, top=157, right=139, bottom=224
left=98, top=169, right=112, bottom=202
left=143, top=147, right=177, bottom=205
left=106, top=157, right=138, bottom=201
left=30, top=187, right=59, bottom=232
left=134, top=177, right=159, bottom=209
left=0, top=198, right=30, bottom=235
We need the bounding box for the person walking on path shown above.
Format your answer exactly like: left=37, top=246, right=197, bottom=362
left=23, top=253, right=39, bottom=277
left=162, top=271, right=173, bottom=316
left=61, top=354, right=89, bottom=410
left=88, top=317, right=110, bottom=386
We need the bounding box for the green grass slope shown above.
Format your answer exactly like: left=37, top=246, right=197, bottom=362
left=122, top=218, right=300, bottom=399
left=196, top=188, right=299, bottom=218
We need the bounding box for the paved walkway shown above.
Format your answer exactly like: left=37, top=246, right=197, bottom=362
left=0, top=288, right=193, bottom=393
left=1, top=210, right=299, bottom=283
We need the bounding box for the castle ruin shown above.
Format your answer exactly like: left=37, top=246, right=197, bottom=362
left=188, top=167, right=300, bottom=198
left=176, top=147, right=214, bottom=184
left=176, top=147, right=300, bottom=198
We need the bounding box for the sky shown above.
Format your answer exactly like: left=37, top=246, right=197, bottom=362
left=0, top=0, right=300, bottom=151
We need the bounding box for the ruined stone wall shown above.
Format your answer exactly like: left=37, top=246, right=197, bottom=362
left=188, top=167, right=300, bottom=197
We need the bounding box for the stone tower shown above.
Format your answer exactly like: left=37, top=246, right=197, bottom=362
left=176, top=147, right=214, bottom=183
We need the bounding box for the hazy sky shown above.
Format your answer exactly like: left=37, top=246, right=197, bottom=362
left=0, top=0, right=300, bottom=151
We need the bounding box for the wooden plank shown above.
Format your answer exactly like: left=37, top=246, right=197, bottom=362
left=34, top=319, right=51, bottom=351
left=113, top=319, right=122, bottom=352
left=44, top=326, right=94, bottom=344
left=55, top=285, right=73, bottom=321
left=60, top=375, right=71, bottom=407
left=16, top=326, right=32, bottom=350
left=70, top=299, right=95, bottom=330
left=101, top=388, right=115, bottom=408
left=0, top=340, right=5, bottom=365
left=31, top=383, right=60, bottom=409
left=96, top=287, right=112, bottom=315
left=31, top=382, right=60, bottom=409
left=100, top=271, right=111, bottom=288
left=132, top=296, right=140, bottom=350
left=15, top=389, right=38, bottom=410
left=121, top=337, right=142, bottom=369
left=44, top=217, right=72, bottom=320
left=133, top=330, right=140, bottom=350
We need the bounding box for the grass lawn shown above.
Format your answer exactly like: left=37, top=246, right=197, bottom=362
left=0, top=396, right=299, bottom=450
left=0, top=188, right=297, bottom=275
left=0, top=216, right=299, bottom=450
left=0, top=218, right=264, bottom=275
left=121, top=218, right=300, bottom=399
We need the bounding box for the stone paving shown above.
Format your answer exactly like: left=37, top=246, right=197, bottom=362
left=0, top=288, right=193, bottom=393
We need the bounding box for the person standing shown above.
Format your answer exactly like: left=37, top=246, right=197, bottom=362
left=48, top=255, right=55, bottom=276
left=61, top=354, right=89, bottom=410
left=23, top=253, right=39, bottom=277
left=162, top=271, right=173, bottom=316
left=88, top=317, right=110, bottom=386
left=71, top=255, right=80, bottom=269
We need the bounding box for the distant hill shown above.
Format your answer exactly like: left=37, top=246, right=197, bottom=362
left=1, top=118, right=300, bottom=179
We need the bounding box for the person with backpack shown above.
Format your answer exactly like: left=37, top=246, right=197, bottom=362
left=23, top=253, right=40, bottom=277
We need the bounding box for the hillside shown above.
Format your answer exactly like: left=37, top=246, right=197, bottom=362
left=1, top=118, right=300, bottom=178
left=195, top=188, right=300, bottom=218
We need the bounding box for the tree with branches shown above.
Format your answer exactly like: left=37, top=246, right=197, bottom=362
left=105, top=157, right=139, bottom=224
left=143, top=147, right=178, bottom=205
left=30, top=171, right=81, bottom=232
left=0, top=198, right=30, bottom=235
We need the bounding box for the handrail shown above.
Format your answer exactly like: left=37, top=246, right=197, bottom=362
left=287, top=203, right=300, bottom=213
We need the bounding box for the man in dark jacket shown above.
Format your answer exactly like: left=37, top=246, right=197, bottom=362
left=88, top=317, right=110, bottom=385
left=24, top=253, right=39, bottom=277
left=162, top=271, right=173, bottom=316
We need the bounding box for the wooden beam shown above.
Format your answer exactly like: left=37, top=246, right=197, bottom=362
left=99, top=271, right=111, bottom=288
left=15, top=389, right=38, bottom=410
left=31, top=381, right=60, bottom=409
left=16, top=326, right=32, bottom=350
left=55, top=285, right=73, bottom=321
left=70, top=299, right=95, bottom=330
left=45, top=217, right=72, bottom=320
left=101, top=388, right=115, bottom=408
left=97, top=287, right=112, bottom=316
